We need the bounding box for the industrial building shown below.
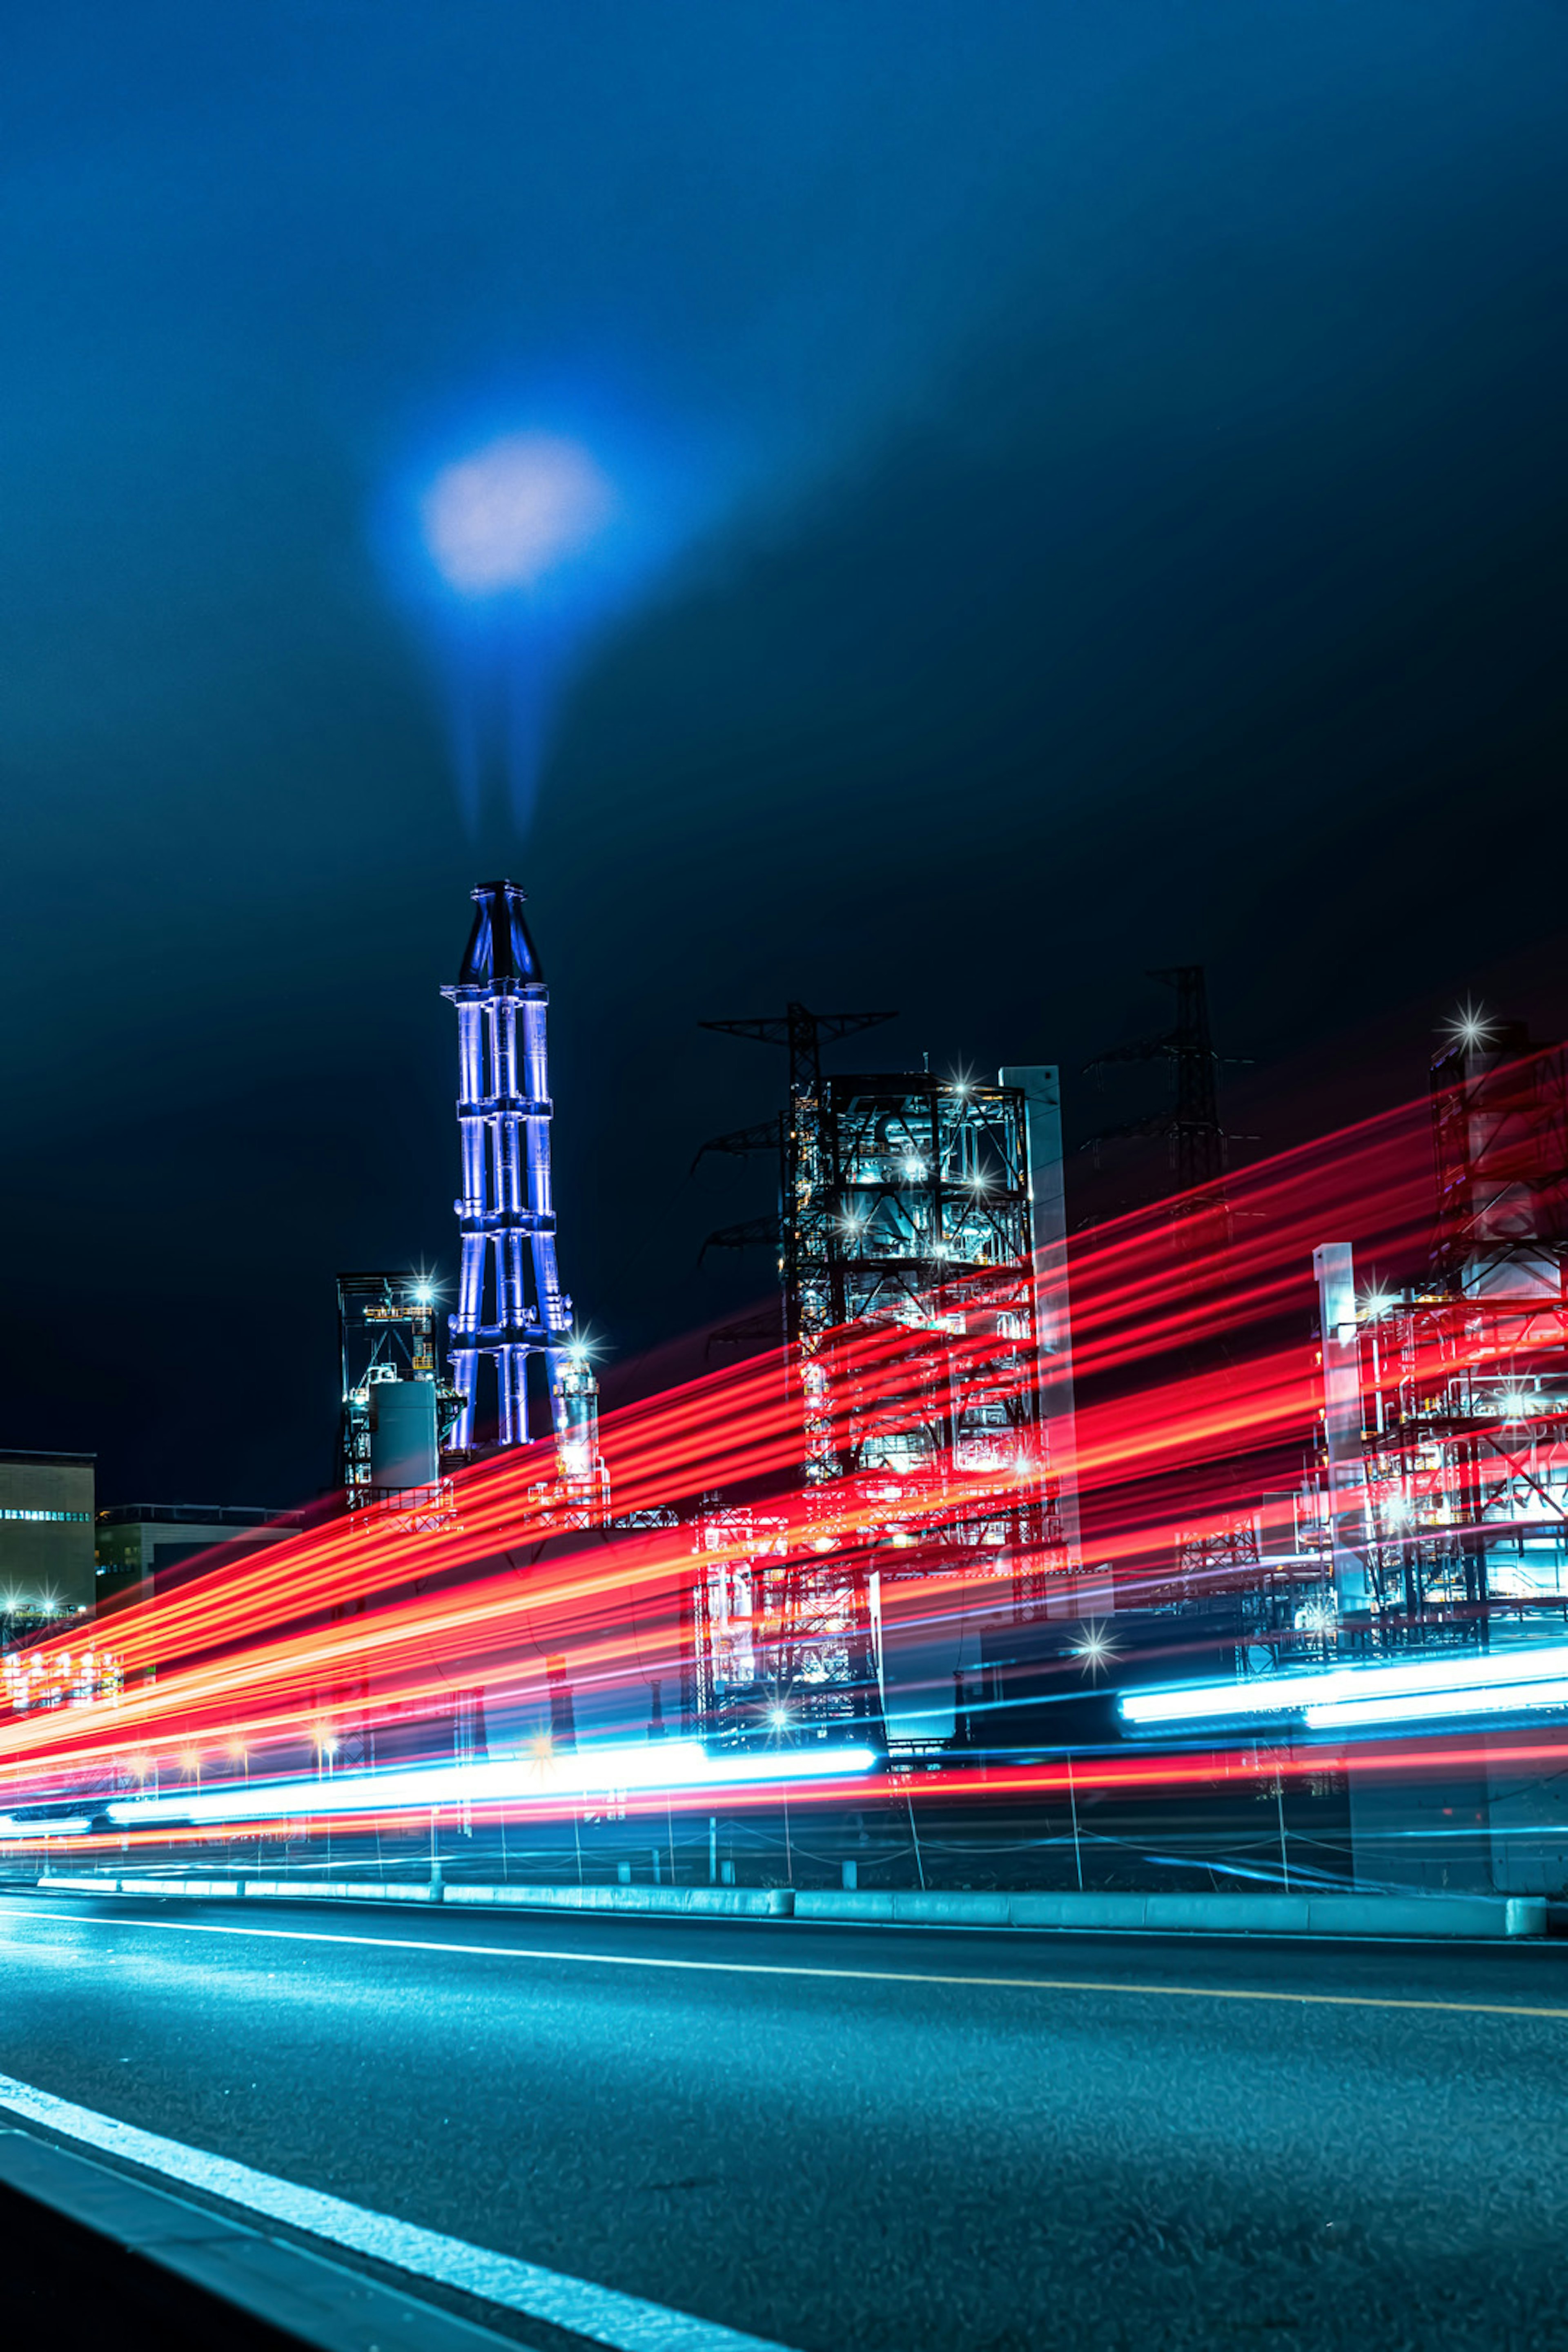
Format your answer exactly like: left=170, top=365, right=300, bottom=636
left=337, top=1270, right=458, bottom=1510
left=94, top=1502, right=293, bottom=1612
left=0, top=1447, right=95, bottom=1621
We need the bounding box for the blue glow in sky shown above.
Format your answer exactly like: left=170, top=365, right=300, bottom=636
left=379, top=373, right=714, bottom=833
left=421, top=433, right=616, bottom=597
left=394, top=410, right=667, bottom=833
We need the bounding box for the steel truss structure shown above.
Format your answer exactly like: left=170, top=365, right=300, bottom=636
left=1305, top=1023, right=1568, bottom=1642
left=696, top=1014, right=1078, bottom=1744
left=1087, top=966, right=1261, bottom=1598
left=442, top=882, right=604, bottom=1519
left=1084, top=964, right=1233, bottom=1220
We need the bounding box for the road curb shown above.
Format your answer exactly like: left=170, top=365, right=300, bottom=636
left=35, top=1873, right=1549, bottom=1938
left=0, top=2124, right=526, bottom=2350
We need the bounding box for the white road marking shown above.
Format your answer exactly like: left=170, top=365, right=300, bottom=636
left=3, top=1898, right=1567, bottom=2021
left=0, top=2069, right=795, bottom=2352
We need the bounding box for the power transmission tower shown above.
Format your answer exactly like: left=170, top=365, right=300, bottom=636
left=697, top=1003, right=895, bottom=1480
left=1084, top=964, right=1238, bottom=1241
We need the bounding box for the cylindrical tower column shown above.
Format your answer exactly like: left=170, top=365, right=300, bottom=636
left=443, top=880, right=594, bottom=1475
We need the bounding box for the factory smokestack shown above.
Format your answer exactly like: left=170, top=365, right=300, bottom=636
left=443, top=879, right=583, bottom=1453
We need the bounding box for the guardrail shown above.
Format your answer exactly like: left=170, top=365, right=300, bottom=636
left=36, top=1874, right=1548, bottom=1937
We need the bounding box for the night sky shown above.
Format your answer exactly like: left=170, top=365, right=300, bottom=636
left=3, top=2, right=1566, bottom=1507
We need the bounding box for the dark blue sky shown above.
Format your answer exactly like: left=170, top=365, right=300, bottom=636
left=2, top=2, right=1566, bottom=1502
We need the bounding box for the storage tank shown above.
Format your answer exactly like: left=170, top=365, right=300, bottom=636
left=368, top=1376, right=437, bottom=1490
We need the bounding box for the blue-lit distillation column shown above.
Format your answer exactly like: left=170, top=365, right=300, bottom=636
left=443, top=880, right=603, bottom=1506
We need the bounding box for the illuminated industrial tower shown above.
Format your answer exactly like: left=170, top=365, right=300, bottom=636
left=444, top=880, right=595, bottom=1470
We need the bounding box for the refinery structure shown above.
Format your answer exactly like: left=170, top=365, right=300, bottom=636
left=314, top=887, right=1092, bottom=1755
left=333, top=880, right=608, bottom=1542
left=1306, top=1019, right=1568, bottom=1633
left=400, top=886, right=1568, bottom=1742
left=9, top=874, right=1568, bottom=1821
left=691, top=1021, right=1079, bottom=1743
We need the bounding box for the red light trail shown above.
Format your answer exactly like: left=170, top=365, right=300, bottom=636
left=4, top=1058, right=1565, bottom=1866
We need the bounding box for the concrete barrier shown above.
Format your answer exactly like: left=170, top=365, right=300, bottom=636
left=1136, top=1893, right=1315, bottom=1935
left=134, top=1877, right=243, bottom=1899
left=33, top=1873, right=1548, bottom=1937
left=443, top=1881, right=792, bottom=1919
left=765, top=1885, right=1545, bottom=1937
left=235, top=1878, right=437, bottom=1902
left=892, top=1890, right=1011, bottom=1928
left=37, top=1875, right=245, bottom=1900
left=1004, top=1890, right=1169, bottom=1931
left=792, top=1889, right=892, bottom=1922
left=1302, top=1891, right=1546, bottom=1940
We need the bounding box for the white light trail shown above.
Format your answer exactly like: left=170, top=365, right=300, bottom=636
left=1305, top=1677, right=1568, bottom=1731
left=80, top=1738, right=878, bottom=1834
left=1120, top=1643, right=1568, bottom=1733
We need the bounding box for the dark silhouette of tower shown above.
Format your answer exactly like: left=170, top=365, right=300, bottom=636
left=1083, top=965, right=1236, bottom=1250
left=1087, top=966, right=1225, bottom=1187
left=697, top=1004, right=895, bottom=1475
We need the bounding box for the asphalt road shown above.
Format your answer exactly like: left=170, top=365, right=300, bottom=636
left=2, top=1890, right=1568, bottom=2352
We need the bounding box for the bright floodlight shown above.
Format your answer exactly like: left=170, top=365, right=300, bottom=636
left=1071, top=1621, right=1120, bottom=1674
left=421, top=433, right=615, bottom=596
left=1448, top=1000, right=1495, bottom=1051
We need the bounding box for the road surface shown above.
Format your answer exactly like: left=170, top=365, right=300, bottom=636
left=1, top=1888, right=1565, bottom=2350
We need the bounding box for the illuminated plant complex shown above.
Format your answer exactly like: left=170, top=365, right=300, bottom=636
left=10, top=1018, right=1568, bottom=1881
left=444, top=879, right=595, bottom=1466
left=695, top=1013, right=1081, bottom=1743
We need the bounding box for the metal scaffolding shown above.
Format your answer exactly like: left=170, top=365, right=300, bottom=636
left=1304, top=1021, right=1568, bottom=1644
left=699, top=1003, right=895, bottom=1478
left=695, top=1015, right=1079, bottom=1743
